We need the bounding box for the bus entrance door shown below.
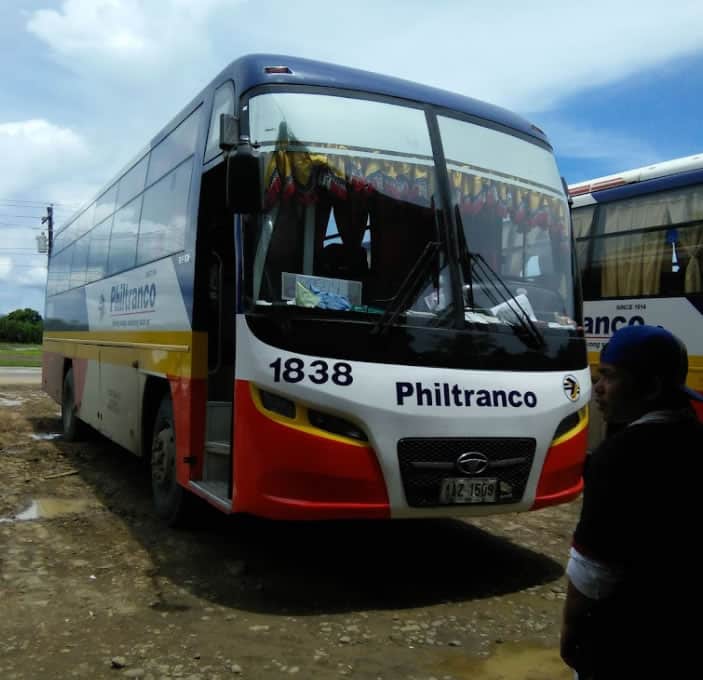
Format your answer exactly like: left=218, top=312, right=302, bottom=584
left=198, top=239, right=235, bottom=505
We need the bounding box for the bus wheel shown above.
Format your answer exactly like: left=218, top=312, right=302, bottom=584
left=62, top=368, right=85, bottom=441
left=150, top=394, right=187, bottom=526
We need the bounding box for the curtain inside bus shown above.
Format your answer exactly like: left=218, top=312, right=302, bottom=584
left=598, top=185, right=703, bottom=297
left=669, top=188, right=703, bottom=292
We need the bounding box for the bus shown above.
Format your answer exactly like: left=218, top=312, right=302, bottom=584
left=569, top=153, right=703, bottom=444
left=42, top=54, right=590, bottom=525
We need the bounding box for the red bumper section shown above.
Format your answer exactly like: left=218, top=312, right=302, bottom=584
left=531, top=424, right=588, bottom=510
left=231, top=381, right=587, bottom=518
left=232, top=381, right=390, bottom=520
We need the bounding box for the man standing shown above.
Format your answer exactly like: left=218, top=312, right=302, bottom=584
left=560, top=325, right=703, bottom=679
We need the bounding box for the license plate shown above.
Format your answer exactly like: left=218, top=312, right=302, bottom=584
left=439, top=478, right=498, bottom=504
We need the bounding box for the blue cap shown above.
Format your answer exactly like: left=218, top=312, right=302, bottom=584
left=601, top=325, right=703, bottom=403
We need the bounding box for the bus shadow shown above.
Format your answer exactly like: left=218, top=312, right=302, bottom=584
left=27, top=415, right=565, bottom=616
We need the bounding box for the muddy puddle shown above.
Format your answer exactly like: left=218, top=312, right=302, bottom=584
left=0, top=497, right=95, bottom=523
left=438, top=641, right=571, bottom=679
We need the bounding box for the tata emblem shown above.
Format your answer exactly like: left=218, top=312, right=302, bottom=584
left=563, top=374, right=581, bottom=402
left=456, top=451, right=489, bottom=475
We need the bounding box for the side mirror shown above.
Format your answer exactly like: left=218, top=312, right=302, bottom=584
left=219, top=113, right=239, bottom=152
left=221, top=115, right=262, bottom=215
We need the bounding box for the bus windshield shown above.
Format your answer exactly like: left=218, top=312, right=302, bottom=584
left=244, top=90, right=576, bottom=335
left=245, top=91, right=451, bottom=326
left=437, top=114, right=576, bottom=331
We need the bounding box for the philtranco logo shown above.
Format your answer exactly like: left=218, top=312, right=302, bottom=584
left=562, top=375, right=580, bottom=402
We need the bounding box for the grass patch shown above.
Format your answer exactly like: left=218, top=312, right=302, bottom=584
left=0, top=343, right=42, bottom=367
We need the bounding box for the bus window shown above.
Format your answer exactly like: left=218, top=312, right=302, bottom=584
left=116, top=155, right=148, bottom=209
left=107, top=196, right=141, bottom=275
left=147, top=108, right=201, bottom=186
left=52, top=247, right=72, bottom=295
left=94, top=184, right=118, bottom=227
left=137, top=159, right=193, bottom=264
left=69, top=233, right=90, bottom=289
left=86, top=218, right=112, bottom=283
left=678, top=223, right=703, bottom=293
left=73, top=205, right=95, bottom=242
left=583, top=185, right=703, bottom=298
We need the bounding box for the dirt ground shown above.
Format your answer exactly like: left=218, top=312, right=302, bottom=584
left=1, top=383, right=580, bottom=680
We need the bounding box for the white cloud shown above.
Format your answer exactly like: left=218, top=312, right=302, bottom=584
left=27, top=0, right=149, bottom=55
left=0, top=120, right=88, bottom=314
left=0, top=119, right=89, bottom=201
left=24, top=0, right=703, bottom=115
left=26, top=0, right=236, bottom=76
left=0, top=225, right=48, bottom=288
left=539, top=120, right=659, bottom=168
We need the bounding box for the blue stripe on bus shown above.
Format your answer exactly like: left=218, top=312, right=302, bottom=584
left=592, top=167, right=703, bottom=203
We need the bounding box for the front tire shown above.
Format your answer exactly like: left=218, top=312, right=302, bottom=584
left=150, top=394, right=188, bottom=526
left=61, top=368, right=85, bottom=441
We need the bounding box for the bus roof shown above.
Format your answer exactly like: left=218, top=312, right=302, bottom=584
left=218, top=53, right=550, bottom=146
left=569, top=152, right=703, bottom=199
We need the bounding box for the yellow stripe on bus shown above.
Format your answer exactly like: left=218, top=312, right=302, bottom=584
left=550, top=405, right=589, bottom=447
left=43, top=330, right=208, bottom=379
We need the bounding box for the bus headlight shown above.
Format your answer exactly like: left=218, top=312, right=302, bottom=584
left=307, top=409, right=368, bottom=442
left=259, top=389, right=296, bottom=419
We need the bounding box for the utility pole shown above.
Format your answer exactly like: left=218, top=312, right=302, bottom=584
left=41, top=204, right=53, bottom=256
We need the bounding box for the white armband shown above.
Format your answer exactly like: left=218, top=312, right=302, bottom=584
left=566, top=546, right=622, bottom=600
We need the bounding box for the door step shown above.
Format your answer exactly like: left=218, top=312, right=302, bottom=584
left=204, top=400, right=232, bottom=489
left=189, top=480, right=230, bottom=511
left=206, top=440, right=230, bottom=455
left=203, top=440, right=230, bottom=484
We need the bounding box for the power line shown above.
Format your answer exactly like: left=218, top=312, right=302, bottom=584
left=0, top=214, right=51, bottom=219
left=0, top=199, right=80, bottom=208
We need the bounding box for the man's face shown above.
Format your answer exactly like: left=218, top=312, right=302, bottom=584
left=593, top=362, right=649, bottom=425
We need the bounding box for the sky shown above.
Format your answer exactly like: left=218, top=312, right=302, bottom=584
left=1, top=0, right=702, bottom=316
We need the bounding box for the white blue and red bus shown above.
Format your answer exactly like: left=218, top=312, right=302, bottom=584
left=569, top=153, right=703, bottom=443
left=42, top=54, right=589, bottom=525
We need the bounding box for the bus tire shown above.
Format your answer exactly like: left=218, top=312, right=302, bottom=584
left=62, top=368, right=85, bottom=441
left=150, top=394, right=188, bottom=526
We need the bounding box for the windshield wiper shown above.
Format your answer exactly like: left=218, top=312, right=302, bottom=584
left=472, top=253, right=544, bottom=347
left=455, top=207, right=544, bottom=349
left=370, top=240, right=441, bottom=336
